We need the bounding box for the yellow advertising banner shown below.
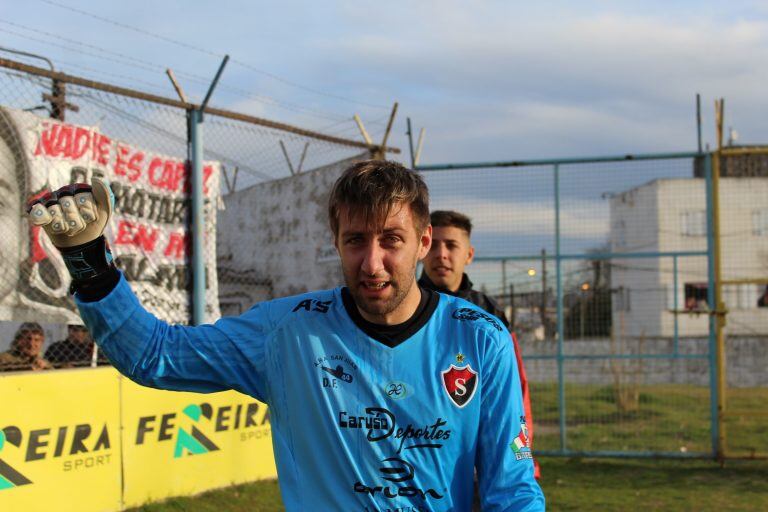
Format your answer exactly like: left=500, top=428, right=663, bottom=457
left=0, top=368, right=277, bottom=511
left=0, top=368, right=122, bottom=512
left=120, top=378, right=276, bottom=508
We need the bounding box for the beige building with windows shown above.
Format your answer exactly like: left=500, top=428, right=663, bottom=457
left=609, top=178, right=768, bottom=338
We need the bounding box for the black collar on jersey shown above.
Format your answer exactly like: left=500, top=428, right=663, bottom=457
left=341, top=285, right=439, bottom=348
left=418, top=271, right=473, bottom=299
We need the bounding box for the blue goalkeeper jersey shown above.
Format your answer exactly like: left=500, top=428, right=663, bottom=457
left=77, top=274, right=544, bottom=512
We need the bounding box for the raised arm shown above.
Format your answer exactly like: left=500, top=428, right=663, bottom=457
left=76, top=274, right=271, bottom=400
left=27, top=179, right=271, bottom=401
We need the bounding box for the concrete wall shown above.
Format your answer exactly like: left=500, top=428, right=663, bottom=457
left=216, top=154, right=366, bottom=310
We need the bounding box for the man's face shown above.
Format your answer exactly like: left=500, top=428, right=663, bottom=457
left=424, top=225, right=475, bottom=292
left=17, top=331, right=44, bottom=358
left=68, top=326, right=90, bottom=344
left=0, top=135, right=22, bottom=298
left=335, top=202, right=431, bottom=324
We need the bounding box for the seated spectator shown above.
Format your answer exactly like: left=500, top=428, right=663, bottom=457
left=0, top=322, right=52, bottom=372
left=45, top=324, right=107, bottom=368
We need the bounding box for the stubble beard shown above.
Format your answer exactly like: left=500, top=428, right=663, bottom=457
left=344, top=266, right=417, bottom=320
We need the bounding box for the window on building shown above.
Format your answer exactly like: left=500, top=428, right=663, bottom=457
left=684, top=283, right=709, bottom=311
left=680, top=211, right=707, bottom=237
left=758, top=285, right=768, bottom=308
left=753, top=209, right=768, bottom=236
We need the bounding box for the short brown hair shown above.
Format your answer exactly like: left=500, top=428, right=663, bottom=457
left=12, top=322, right=44, bottom=349
left=430, top=210, right=473, bottom=236
left=328, top=160, right=429, bottom=237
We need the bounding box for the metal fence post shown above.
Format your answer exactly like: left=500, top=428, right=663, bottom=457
left=554, top=163, right=566, bottom=452
left=187, top=56, right=229, bottom=325
left=673, top=255, right=679, bottom=355
left=189, top=108, right=205, bottom=325
left=704, top=152, right=720, bottom=460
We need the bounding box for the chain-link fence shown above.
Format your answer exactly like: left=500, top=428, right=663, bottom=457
left=713, top=147, right=768, bottom=459
left=417, top=149, right=768, bottom=460
left=1, top=56, right=765, bottom=461
left=0, top=57, right=381, bottom=370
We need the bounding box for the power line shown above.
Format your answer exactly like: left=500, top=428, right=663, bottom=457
left=73, top=91, right=278, bottom=181
left=0, top=20, right=353, bottom=124
left=37, top=0, right=391, bottom=109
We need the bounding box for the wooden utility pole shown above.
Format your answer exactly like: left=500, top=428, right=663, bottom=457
left=713, top=97, right=727, bottom=462
left=42, top=79, right=79, bottom=121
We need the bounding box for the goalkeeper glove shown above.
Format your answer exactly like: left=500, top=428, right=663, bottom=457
left=27, top=178, right=118, bottom=296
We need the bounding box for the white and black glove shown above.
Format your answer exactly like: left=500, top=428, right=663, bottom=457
left=27, top=178, right=118, bottom=298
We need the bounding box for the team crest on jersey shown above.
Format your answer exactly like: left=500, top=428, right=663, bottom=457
left=441, top=364, right=478, bottom=408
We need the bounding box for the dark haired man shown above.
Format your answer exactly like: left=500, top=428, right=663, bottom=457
left=419, top=211, right=506, bottom=321
left=29, top=160, right=544, bottom=511
left=45, top=324, right=106, bottom=368
left=419, top=210, right=540, bottom=486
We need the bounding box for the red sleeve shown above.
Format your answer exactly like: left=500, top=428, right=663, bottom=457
left=511, top=332, right=541, bottom=480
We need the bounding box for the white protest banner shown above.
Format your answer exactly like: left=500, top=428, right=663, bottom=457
left=0, top=106, right=221, bottom=324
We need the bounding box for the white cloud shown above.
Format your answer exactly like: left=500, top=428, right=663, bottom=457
left=4, top=1, right=767, bottom=166
left=431, top=195, right=609, bottom=239
left=321, top=8, right=768, bottom=159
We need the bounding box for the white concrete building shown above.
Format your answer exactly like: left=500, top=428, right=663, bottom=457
left=610, top=178, right=768, bottom=337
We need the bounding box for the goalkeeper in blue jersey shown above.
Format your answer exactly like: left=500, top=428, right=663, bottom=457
left=28, top=160, right=545, bottom=511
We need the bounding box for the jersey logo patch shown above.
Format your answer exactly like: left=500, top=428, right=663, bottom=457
left=441, top=364, right=478, bottom=408
left=510, top=419, right=533, bottom=460
left=322, top=364, right=353, bottom=383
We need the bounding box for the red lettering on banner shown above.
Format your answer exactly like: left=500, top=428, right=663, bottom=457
left=128, top=151, right=145, bottom=182
left=115, top=145, right=145, bottom=182
left=149, top=158, right=188, bottom=192
left=94, top=134, right=111, bottom=165
left=53, top=125, right=73, bottom=158
left=34, top=123, right=55, bottom=156
left=163, top=232, right=188, bottom=259
left=114, top=220, right=160, bottom=252
left=146, top=159, right=214, bottom=194
left=32, top=123, right=112, bottom=164
left=148, top=157, right=163, bottom=187
left=114, top=144, right=130, bottom=178
left=181, top=163, right=215, bottom=194
left=203, top=165, right=214, bottom=195
left=72, top=127, right=91, bottom=159
left=114, top=220, right=134, bottom=245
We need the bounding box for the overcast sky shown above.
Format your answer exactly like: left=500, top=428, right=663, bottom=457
left=3, top=0, right=767, bottom=165
left=2, top=1, right=767, bottom=278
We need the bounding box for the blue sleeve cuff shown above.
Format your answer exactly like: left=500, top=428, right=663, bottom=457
left=75, top=271, right=142, bottom=343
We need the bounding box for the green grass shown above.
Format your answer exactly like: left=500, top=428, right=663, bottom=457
left=530, top=382, right=768, bottom=456
left=126, top=479, right=283, bottom=512
left=127, top=458, right=768, bottom=512
left=542, top=457, right=768, bottom=511
left=127, top=384, right=768, bottom=511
